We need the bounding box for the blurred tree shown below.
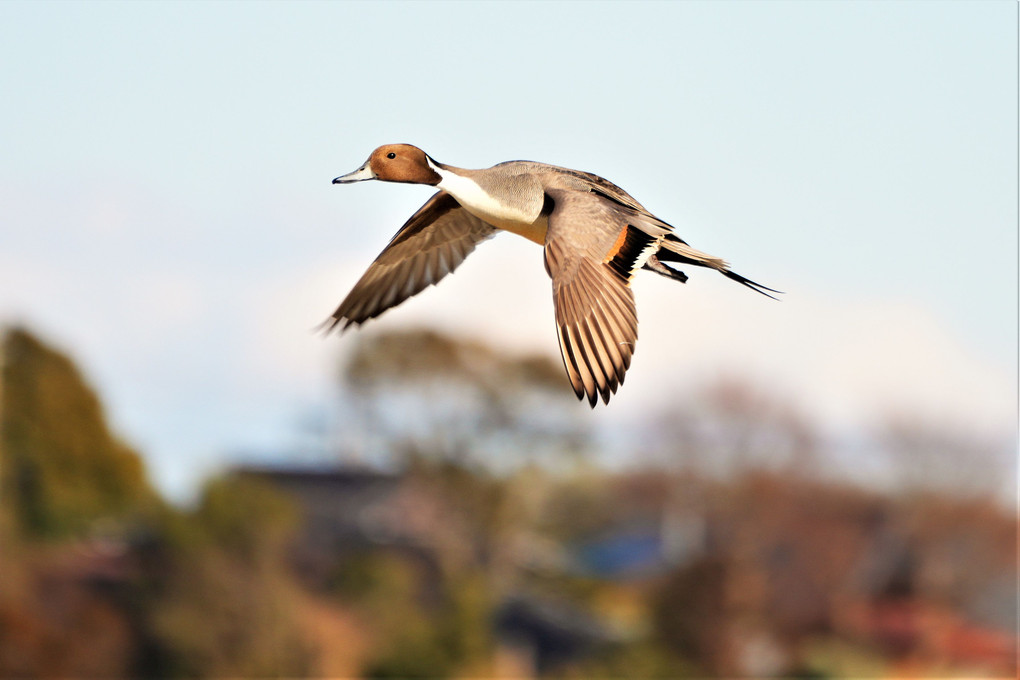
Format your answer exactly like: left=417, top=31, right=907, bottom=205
left=344, top=328, right=566, bottom=396
left=531, top=464, right=616, bottom=544
left=137, top=475, right=313, bottom=678
left=648, top=378, right=819, bottom=481
left=651, top=556, right=731, bottom=676
left=356, top=557, right=493, bottom=679
left=0, top=326, right=156, bottom=539
left=0, top=550, right=136, bottom=678
left=326, top=545, right=494, bottom=679
left=568, top=638, right=698, bottom=679
left=337, top=328, right=588, bottom=468
left=193, top=475, right=299, bottom=565
left=879, top=418, right=1013, bottom=501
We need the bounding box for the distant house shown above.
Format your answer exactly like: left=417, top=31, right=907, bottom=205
left=572, top=528, right=665, bottom=579
left=569, top=476, right=710, bottom=580
left=570, top=512, right=708, bottom=580
left=234, top=464, right=456, bottom=590
left=494, top=593, right=618, bottom=676
left=235, top=464, right=627, bottom=677
left=237, top=465, right=403, bottom=551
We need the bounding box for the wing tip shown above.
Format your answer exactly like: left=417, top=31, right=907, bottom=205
left=315, top=315, right=359, bottom=336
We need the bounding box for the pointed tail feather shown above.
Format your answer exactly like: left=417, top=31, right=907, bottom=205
left=722, top=270, right=783, bottom=300
left=658, top=237, right=728, bottom=270
left=657, top=237, right=782, bottom=300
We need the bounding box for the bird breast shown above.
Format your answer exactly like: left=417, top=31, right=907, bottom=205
left=437, top=171, right=548, bottom=244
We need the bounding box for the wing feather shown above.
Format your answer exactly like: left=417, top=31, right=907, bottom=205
left=325, top=191, right=496, bottom=331
left=544, top=189, right=642, bottom=406
left=568, top=323, right=599, bottom=406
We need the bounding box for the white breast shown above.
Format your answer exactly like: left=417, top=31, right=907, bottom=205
left=433, top=167, right=547, bottom=244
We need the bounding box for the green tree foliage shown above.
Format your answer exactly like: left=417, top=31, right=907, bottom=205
left=193, top=475, right=299, bottom=564
left=0, top=327, right=155, bottom=539
left=353, top=554, right=493, bottom=679
left=138, top=476, right=312, bottom=678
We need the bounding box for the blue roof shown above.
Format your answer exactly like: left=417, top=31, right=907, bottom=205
left=573, top=531, right=664, bottom=578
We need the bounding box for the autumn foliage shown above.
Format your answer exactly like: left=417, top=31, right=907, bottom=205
left=0, top=326, right=1014, bottom=678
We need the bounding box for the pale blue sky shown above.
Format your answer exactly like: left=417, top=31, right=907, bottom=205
left=1, top=2, right=1016, bottom=499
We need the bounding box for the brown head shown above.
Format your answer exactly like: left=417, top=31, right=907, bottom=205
left=332, top=144, right=442, bottom=186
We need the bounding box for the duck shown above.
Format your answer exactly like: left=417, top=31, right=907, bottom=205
left=327, top=144, right=779, bottom=407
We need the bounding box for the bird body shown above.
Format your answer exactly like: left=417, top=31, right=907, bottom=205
left=433, top=163, right=548, bottom=241
left=329, top=144, right=778, bottom=406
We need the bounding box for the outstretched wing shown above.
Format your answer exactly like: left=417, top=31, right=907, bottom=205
left=544, top=189, right=651, bottom=407
left=325, top=191, right=497, bottom=331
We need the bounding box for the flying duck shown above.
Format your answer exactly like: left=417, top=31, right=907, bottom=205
left=327, top=144, right=778, bottom=407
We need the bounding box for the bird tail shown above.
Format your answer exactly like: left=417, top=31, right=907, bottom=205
left=657, top=234, right=782, bottom=300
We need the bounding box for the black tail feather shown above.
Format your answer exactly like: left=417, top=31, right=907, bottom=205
left=722, top=270, right=783, bottom=300
left=655, top=248, right=781, bottom=300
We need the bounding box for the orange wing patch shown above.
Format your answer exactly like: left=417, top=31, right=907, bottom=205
left=604, top=226, right=657, bottom=282
left=604, top=227, right=630, bottom=262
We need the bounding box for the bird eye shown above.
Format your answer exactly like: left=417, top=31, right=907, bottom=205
left=386, top=152, right=396, bottom=159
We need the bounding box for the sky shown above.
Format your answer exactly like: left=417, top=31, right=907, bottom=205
left=1, top=1, right=1016, bottom=500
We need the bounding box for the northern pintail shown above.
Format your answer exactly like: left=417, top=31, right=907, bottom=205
left=328, top=144, right=778, bottom=407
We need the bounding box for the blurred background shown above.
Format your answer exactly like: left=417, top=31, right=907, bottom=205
left=0, top=2, right=1016, bottom=678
